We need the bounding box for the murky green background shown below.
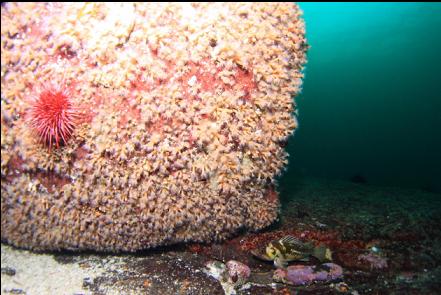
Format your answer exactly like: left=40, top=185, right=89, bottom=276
left=281, top=3, right=441, bottom=194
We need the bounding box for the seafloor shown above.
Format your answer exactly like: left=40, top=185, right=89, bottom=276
left=2, top=177, right=440, bottom=295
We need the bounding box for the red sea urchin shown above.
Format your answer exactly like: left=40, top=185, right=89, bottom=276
left=28, top=82, right=79, bottom=149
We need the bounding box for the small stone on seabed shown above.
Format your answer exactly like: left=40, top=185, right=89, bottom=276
left=4, top=289, right=25, bottom=295
left=1, top=266, right=16, bottom=276
left=83, top=277, right=94, bottom=288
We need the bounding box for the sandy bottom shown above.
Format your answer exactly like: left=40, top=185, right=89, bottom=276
left=2, top=177, right=441, bottom=295
left=1, top=245, right=120, bottom=295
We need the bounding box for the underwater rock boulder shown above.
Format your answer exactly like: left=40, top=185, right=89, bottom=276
left=1, top=3, right=307, bottom=251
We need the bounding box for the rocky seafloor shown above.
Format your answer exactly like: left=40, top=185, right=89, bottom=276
left=2, top=177, right=441, bottom=295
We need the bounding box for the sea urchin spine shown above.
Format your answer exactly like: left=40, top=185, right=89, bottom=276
left=28, top=82, right=79, bottom=149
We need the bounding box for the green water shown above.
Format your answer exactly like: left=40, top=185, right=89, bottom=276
left=282, top=3, right=441, bottom=193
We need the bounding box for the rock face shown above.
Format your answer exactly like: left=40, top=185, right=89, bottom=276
left=1, top=3, right=307, bottom=251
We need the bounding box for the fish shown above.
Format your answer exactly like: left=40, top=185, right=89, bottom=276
left=252, top=235, right=333, bottom=269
